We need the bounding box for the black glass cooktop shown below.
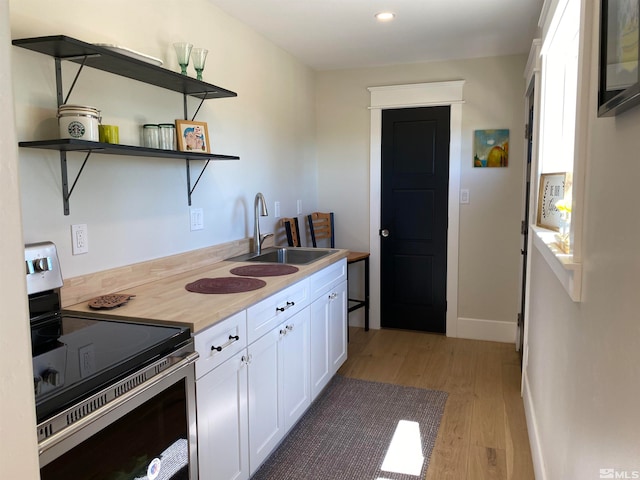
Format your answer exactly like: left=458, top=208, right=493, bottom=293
left=31, top=312, right=191, bottom=423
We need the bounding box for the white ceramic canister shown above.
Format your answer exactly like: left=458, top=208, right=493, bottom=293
left=58, top=104, right=101, bottom=141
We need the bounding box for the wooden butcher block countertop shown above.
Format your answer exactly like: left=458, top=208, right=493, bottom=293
left=65, top=248, right=348, bottom=334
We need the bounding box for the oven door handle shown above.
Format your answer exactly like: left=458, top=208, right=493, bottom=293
left=38, top=350, right=199, bottom=456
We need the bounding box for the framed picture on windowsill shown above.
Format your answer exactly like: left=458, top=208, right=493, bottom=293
left=537, top=173, right=566, bottom=231
left=598, top=0, right=640, bottom=116
left=175, top=119, right=210, bottom=153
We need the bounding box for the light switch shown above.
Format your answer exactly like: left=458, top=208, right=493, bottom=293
left=460, top=189, right=470, bottom=204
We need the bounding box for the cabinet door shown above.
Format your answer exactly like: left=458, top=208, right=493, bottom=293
left=281, top=308, right=310, bottom=431
left=247, top=327, right=283, bottom=474
left=309, top=293, right=331, bottom=400
left=196, top=351, right=249, bottom=480
left=329, top=280, right=349, bottom=374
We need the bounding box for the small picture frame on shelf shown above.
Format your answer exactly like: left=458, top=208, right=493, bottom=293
left=536, top=172, right=566, bottom=231
left=176, top=119, right=210, bottom=153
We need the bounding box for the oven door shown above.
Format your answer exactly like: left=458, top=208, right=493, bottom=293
left=39, top=348, right=199, bottom=480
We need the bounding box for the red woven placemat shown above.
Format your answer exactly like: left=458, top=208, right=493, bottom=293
left=185, top=277, right=266, bottom=294
left=230, top=264, right=299, bottom=277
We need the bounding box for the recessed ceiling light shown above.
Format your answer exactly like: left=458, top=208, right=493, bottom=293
left=375, top=12, right=395, bottom=22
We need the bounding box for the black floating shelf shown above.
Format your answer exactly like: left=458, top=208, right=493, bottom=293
left=19, top=139, right=239, bottom=161
left=12, top=35, right=237, bottom=100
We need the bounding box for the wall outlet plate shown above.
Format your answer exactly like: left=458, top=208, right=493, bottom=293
left=71, top=224, right=88, bottom=255
left=190, top=208, right=204, bottom=231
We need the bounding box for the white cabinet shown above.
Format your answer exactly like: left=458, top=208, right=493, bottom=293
left=194, top=259, right=346, bottom=479
left=281, top=307, right=311, bottom=431
left=195, top=311, right=249, bottom=480
left=247, top=326, right=283, bottom=474
left=309, top=258, right=348, bottom=399
left=247, top=308, right=310, bottom=474
left=310, top=280, right=348, bottom=399
left=196, top=351, right=249, bottom=480
left=328, top=280, right=348, bottom=373
left=247, top=278, right=309, bottom=344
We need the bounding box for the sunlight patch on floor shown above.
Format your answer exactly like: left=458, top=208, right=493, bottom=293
left=379, top=420, right=424, bottom=476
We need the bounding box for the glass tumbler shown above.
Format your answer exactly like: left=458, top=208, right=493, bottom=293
left=158, top=123, right=176, bottom=150
left=142, top=124, right=160, bottom=149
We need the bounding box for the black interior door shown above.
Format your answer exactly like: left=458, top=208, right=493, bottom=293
left=380, top=106, right=450, bottom=333
left=518, top=86, right=535, bottom=366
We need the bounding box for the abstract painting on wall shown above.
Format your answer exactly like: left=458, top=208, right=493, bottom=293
left=473, top=129, right=509, bottom=167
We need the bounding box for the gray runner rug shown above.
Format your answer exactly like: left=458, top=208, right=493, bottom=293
left=251, top=375, right=448, bottom=480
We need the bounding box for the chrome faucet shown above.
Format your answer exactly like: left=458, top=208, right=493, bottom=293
left=253, top=192, right=272, bottom=254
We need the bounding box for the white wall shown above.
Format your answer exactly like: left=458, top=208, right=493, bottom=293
left=0, top=0, right=40, bottom=477
left=10, top=0, right=318, bottom=279
left=316, top=56, right=526, bottom=335
left=524, top=4, right=640, bottom=478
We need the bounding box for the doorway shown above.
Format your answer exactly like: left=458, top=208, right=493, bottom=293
left=368, top=81, right=464, bottom=335
left=517, top=84, right=535, bottom=364
left=380, top=107, right=450, bottom=333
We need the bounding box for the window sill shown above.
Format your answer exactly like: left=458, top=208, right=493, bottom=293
left=531, top=225, right=582, bottom=302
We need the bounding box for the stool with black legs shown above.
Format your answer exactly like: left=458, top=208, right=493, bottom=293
left=307, top=212, right=369, bottom=331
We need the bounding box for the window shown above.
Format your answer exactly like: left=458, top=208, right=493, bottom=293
left=534, top=0, right=588, bottom=301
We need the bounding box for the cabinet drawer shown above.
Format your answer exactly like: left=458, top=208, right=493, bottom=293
left=195, top=310, right=247, bottom=379
left=247, top=279, right=309, bottom=344
left=309, top=258, right=347, bottom=300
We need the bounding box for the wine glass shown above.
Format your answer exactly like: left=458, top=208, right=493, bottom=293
left=173, top=42, right=193, bottom=75
left=191, top=48, right=208, bottom=81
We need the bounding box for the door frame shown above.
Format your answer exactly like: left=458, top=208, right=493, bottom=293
left=368, top=81, right=465, bottom=335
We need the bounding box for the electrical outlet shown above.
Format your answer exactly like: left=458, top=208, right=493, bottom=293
left=297, top=200, right=302, bottom=214
left=71, top=224, right=88, bottom=255
left=190, top=208, right=204, bottom=231
left=274, top=201, right=281, bottom=218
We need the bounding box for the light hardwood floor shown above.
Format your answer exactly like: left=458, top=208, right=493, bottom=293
left=337, top=327, right=535, bottom=480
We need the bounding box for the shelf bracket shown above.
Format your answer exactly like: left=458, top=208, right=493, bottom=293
left=191, top=97, right=206, bottom=121
left=182, top=93, right=206, bottom=122
left=186, top=158, right=211, bottom=206
left=61, top=150, right=92, bottom=215
left=55, top=56, right=88, bottom=106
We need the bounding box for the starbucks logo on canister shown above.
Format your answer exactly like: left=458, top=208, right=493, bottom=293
left=68, top=121, right=86, bottom=138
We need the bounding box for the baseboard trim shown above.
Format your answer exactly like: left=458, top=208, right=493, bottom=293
left=456, top=317, right=516, bottom=343
left=523, top=369, right=547, bottom=480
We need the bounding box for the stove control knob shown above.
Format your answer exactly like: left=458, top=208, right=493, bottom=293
left=34, top=376, right=43, bottom=396
left=33, top=257, right=52, bottom=273
left=43, top=369, right=61, bottom=387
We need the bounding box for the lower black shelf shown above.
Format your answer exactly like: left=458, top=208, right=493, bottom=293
left=18, top=138, right=239, bottom=161
left=18, top=138, right=239, bottom=215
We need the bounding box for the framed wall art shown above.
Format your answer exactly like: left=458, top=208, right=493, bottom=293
left=598, top=0, right=640, bottom=116
left=176, top=119, right=210, bottom=153
left=473, top=129, right=509, bottom=167
left=536, top=172, right=566, bottom=231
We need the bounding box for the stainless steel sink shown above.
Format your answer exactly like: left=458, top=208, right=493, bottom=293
left=227, top=247, right=336, bottom=265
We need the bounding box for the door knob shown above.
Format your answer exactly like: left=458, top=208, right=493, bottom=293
left=379, top=229, right=390, bottom=238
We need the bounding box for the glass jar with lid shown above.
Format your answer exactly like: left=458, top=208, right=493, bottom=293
left=142, top=124, right=159, bottom=149
left=158, top=123, right=176, bottom=150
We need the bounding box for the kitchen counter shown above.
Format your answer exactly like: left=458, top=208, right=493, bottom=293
left=65, top=248, right=348, bottom=333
